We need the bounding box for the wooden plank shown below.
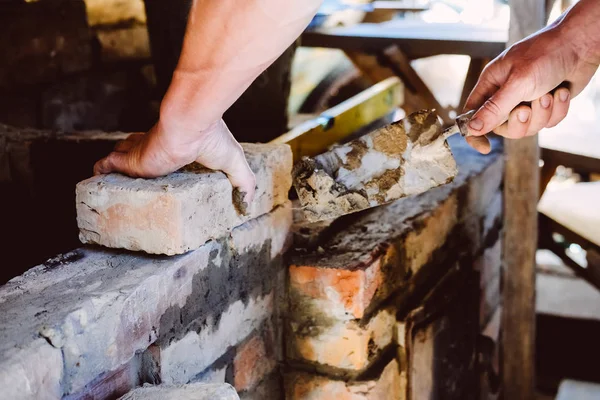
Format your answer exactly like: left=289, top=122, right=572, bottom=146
left=270, top=77, right=404, bottom=161
left=301, top=21, right=507, bottom=59
left=503, top=1, right=546, bottom=399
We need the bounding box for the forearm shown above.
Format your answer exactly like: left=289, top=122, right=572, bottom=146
left=160, top=0, right=322, bottom=132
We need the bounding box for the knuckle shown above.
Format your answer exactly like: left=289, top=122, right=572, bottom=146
left=482, top=98, right=503, bottom=117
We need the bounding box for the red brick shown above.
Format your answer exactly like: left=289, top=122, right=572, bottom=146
left=289, top=194, right=458, bottom=323
left=234, top=330, right=277, bottom=392
left=285, top=358, right=404, bottom=400
left=288, top=308, right=396, bottom=371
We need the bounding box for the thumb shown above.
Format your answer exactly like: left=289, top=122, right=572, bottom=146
left=467, top=77, right=527, bottom=136
left=93, top=152, right=135, bottom=176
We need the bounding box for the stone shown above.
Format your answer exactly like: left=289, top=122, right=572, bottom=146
left=288, top=308, right=396, bottom=372
left=76, top=143, right=292, bottom=255
left=292, top=110, right=458, bottom=222
left=118, top=383, right=239, bottom=400
left=0, top=204, right=291, bottom=396
left=285, top=358, right=403, bottom=400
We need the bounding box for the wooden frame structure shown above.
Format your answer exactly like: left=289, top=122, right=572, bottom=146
left=503, top=1, right=546, bottom=398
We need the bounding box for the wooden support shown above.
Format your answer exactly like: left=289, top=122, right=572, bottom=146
left=378, top=46, right=452, bottom=125
left=459, top=57, right=489, bottom=111
left=503, top=1, right=546, bottom=399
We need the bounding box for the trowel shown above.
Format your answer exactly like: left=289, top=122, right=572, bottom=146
left=292, top=109, right=483, bottom=222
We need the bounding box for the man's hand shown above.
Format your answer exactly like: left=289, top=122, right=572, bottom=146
left=94, top=119, right=256, bottom=202
left=464, top=0, right=600, bottom=152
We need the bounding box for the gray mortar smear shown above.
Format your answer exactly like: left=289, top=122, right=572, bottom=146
left=157, top=238, right=279, bottom=347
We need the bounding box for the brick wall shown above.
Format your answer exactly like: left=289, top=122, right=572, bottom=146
left=0, top=136, right=504, bottom=399
left=285, top=135, right=504, bottom=399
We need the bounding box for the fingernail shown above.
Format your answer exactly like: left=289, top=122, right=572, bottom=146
left=518, top=109, right=530, bottom=123
left=469, top=118, right=484, bottom=131
left=540, top=95, right=551, bottom=108
left=559, top=90, right=570, bottom=102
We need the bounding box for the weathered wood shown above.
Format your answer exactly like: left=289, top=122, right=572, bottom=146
left=503, top=1, right=546, bottom=399
left=301, top=20, right=507, bottom=59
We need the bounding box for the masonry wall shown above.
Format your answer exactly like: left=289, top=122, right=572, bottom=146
left=0, top=134, right=504, bottom=399
left=285, top=135, right=504, bottom=399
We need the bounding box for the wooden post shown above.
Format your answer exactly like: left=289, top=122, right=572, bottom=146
left=503, top=1, right=545, bottom=399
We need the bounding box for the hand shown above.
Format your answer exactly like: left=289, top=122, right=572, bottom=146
left=464, top=20, right=599, bottom=151
left=94, top=118, right=256, bottom=202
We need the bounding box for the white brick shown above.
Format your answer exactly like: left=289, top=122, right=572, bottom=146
left=118, top=383, right=239, bottom=400
left=0, top=339, right=63, bottom=400
left=161, top=293, right=274, bottom=385
left=0, top=205, right=291, bottom=395
left=77, top=143, right=292, bottom=254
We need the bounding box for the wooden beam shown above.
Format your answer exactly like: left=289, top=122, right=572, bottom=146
left=503, top=1, right=546, bottom=399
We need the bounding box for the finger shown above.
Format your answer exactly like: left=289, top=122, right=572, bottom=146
left=93, top=152, right=134, bottom=176
left=467, top=78, right=526, bottom=137
left=526, top=94, right=553, bottom=136
left=464, top=79, right=500, bottom=113
left=465, top=135, right=492, bottom=154
left=493, top=104, right=531, bottom=139
left=546, top=88, right=570, bottom=128
left=221, top=148, right=256, bottom=205
left=114, top=133, right=144, bottom=153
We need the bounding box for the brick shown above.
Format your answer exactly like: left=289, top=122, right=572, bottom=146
left=234, top=329, right=277, bottom=392
left=293, top=110, right=458, bottom=222
left=0, top=204, right=291, bottom=395
left=118, top=383, right=239, bottom=400
left=483, top=191, right=502, bottom=239
left=288, top=138, right=504, bottom=328
left=476, top=239, right=502, bottom=290
left=285, top=358, right=404, bottom=400
left=0, top=1, right=91, bottom=88
left=288, top=308, right=396, bottom=371
left=63, top=357, right=141, bottom=400
left=0, top=339, right=63, bottom=400
left=464, top=156, right=504, bottom=220
left=77, top=143, right=292, bottom=254
left=161, top=292, right=274, bottom=385
left=239, top=372, right=283, bottom=400
left=289, top=194, right=458, bottom=322
left=480, top=274, right=500, bottom=329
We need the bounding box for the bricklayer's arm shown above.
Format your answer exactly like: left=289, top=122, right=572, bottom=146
left=94, top=0, right=322, bottom=202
